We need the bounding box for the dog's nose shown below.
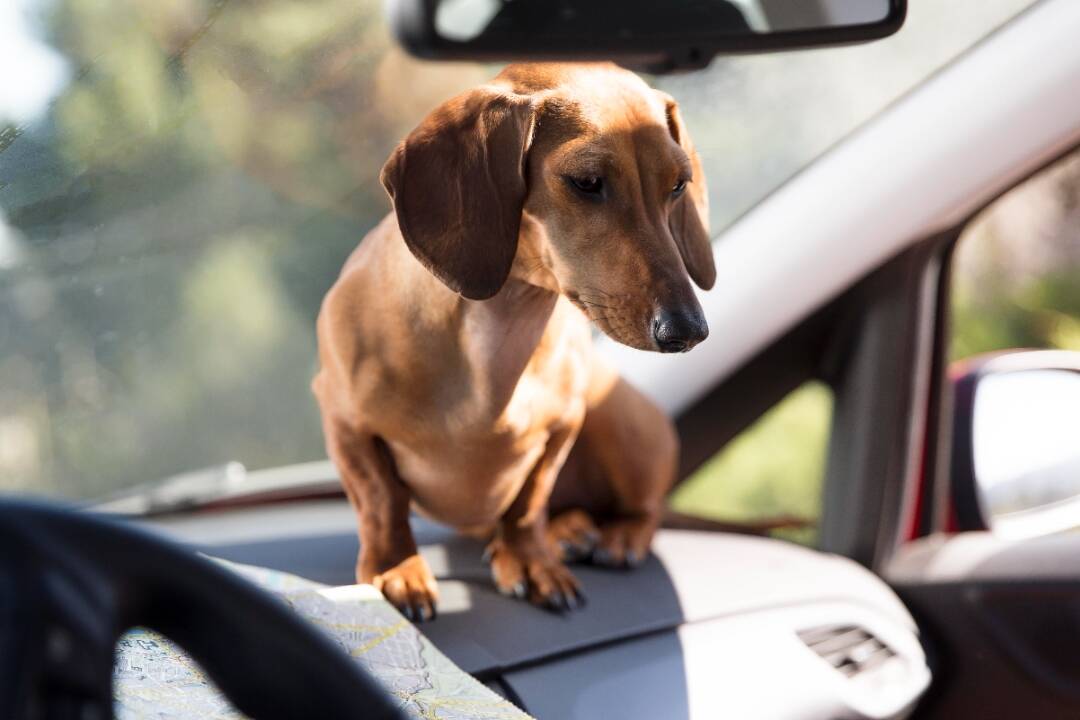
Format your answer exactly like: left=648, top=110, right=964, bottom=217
left=652, top=309, right=709, bottom=353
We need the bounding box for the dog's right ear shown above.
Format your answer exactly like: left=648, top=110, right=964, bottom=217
left=658, top=92, right=716, bottom=291
left=380, top=87, right=535, bottom=300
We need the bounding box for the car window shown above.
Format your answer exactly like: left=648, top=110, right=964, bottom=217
left=0, top=0, right=1038, bottom=500
left=950, top=145, right=1080, bottom=534
left=952, top=148, right=1080, bottom=361
left=669, top=381, right=832, bottom=546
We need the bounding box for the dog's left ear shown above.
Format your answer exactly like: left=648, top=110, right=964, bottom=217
left=659, top=93, right=716, bottom=291
left=381, top=86, right=535, bottom=300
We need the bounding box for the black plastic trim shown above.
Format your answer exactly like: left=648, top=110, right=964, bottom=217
left=387, top=0, right=907, bottom=72
left=672, top=239, right=944, bottom=567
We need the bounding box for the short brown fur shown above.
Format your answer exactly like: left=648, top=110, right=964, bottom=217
left=313, top=63, right=713, bottom=617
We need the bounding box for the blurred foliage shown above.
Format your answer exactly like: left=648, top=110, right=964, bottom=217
left=952, top=271, right=1080, bottom=359
left=0, top=0, right=489, bottom=497
left=669, top=383, right=832, bottom=546
left=951, top=151, right=1080, bottom=359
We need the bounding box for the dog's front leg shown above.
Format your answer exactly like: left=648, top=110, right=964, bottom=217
left=323, top=418, right=438, bottom=621
left=485, top=425, right=585, bottom=611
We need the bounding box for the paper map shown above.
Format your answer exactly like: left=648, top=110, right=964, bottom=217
left=113, top=560, right=531, bottom=719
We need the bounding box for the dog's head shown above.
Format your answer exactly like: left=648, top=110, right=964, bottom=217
left=381, top=63, right=714, bottom=353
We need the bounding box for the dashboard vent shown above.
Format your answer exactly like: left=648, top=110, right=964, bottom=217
left=797, top=625, right=897, bottom=678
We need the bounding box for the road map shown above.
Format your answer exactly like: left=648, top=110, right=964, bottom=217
left=113, top=559, right=531, bottom=720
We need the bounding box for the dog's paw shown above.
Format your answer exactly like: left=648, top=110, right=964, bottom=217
left=367, top=554, right=439, bottom=622
left=547, top=508, right=601, bottom=562
left=592, top=516, right=657, bottom=569
left=485, top=537, right=585, bottom=612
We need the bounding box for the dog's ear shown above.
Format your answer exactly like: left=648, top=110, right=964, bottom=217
left=381, top=86, right=535, bottom=300
left=660, top=93, right=716, bottom=291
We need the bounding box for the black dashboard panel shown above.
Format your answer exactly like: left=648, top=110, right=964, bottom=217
left=143, top=499, right=929, bottom=719
left=890, top=533, right=1080, bottom=719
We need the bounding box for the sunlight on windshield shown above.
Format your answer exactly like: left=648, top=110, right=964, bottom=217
left=0, top=0, right=1037, bottom=499
left=652, top=0, right=1037, bottom=233
left=0, top=0, right=69, bottom=125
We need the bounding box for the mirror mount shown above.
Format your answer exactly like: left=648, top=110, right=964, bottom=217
left=387, top=0, right=908, bottom=73
left=950, top=356, right=991, bottom=533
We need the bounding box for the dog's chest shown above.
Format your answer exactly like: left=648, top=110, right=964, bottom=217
left=385, top=304, right=591, bottom=527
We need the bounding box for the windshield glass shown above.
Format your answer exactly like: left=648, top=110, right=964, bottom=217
left=0, top=0, right=1037, bottom=500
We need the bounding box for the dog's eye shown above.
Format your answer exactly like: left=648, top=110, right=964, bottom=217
left=672, top=179, right=688, bottom=197
left=569, top=176, right=603, bottom=195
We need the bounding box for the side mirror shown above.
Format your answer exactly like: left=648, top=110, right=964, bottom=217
left=951, top=350, right=1080, bottom=539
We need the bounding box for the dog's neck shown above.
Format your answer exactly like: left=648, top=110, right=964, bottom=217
left=462, top=277, right=561, bottom=411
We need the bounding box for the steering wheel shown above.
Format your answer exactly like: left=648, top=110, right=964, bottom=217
left=0, top=499, right=407, bottom=720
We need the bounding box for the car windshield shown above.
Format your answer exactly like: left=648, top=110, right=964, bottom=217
left=0, top=0, right=1037, bottom=501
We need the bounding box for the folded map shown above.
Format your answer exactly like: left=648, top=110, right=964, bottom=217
left=113, top=559, right=531, bottom=720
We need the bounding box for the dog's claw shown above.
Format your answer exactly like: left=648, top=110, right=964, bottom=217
left=593, top=547, right=615, bottom=566
left=487, top=535, right=584, bottom=612
left=593, top=516, right=657, bottom=571
left=544, top=591, right=569, bottom=613
left=548, top=509, right=602, bottom=563
left=496, top=578, right=527, bottom=599
left=370, top=554, right=440, bottom=623
left=559, top=540, right=591, bottom=563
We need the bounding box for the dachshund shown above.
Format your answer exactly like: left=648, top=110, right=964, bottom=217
left=313, top=63, right=714, bottom=619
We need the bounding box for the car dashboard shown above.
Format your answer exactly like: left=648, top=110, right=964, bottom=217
left=143, top=498, right=930, bottom=720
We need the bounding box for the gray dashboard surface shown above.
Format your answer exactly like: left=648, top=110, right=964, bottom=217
left=144, top=499, right=919, bottom=682
left=144, top=499, right=931, bottom=719
left=152, top=501, right=688, bottom=675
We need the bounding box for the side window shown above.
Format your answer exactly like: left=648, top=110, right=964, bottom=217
left=950, top=147, right=1080, bottom=534
left=952, top=150, right=1080, bottom=359
left=668, top=381, right=833, bottom=546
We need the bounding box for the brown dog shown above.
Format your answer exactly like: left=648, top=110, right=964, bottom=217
left=313, top=63, right=714, bottom=619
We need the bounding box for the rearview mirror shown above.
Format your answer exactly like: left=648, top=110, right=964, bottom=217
left=386, top=0, right=908, bottom=72
left=951, top=351, right=1080, bottom=539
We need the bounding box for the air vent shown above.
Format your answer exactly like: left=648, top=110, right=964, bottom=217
left=797, top=625, right=897, bottom=678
